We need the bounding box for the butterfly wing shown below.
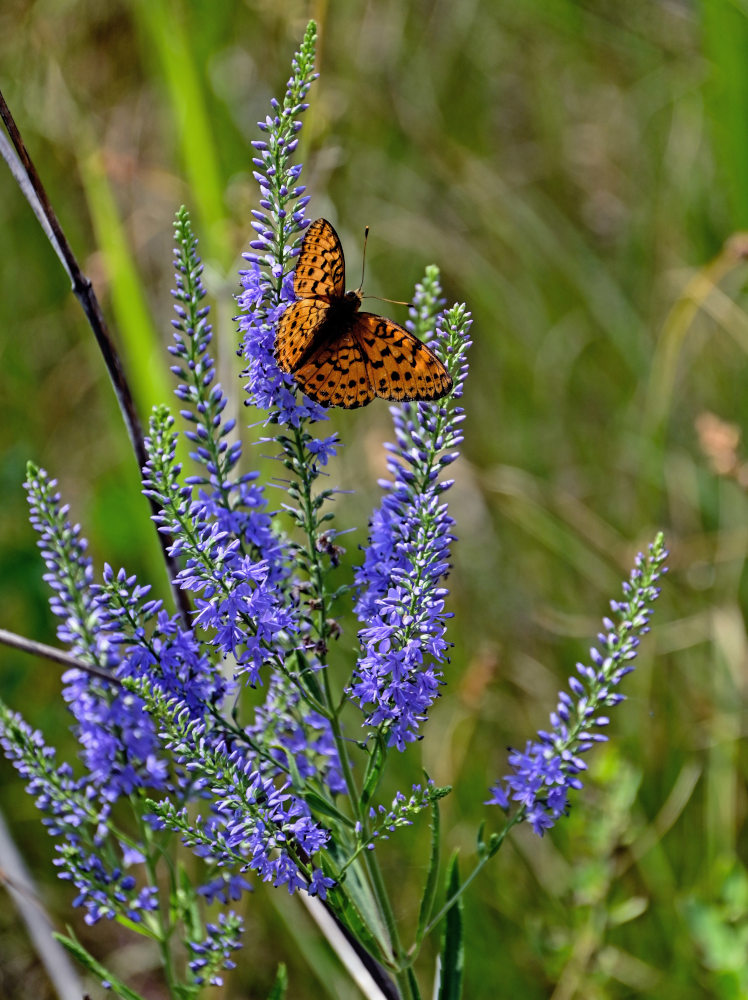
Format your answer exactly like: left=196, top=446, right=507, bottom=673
left=275, top=298, right=330, bottom=373
left=352, top=313, right=453, bottom=403
left=275, top=219, right=346, bottom=376
left=293, top=328, right=375, bottom=409
left=293, top=218, right=346, bottom=301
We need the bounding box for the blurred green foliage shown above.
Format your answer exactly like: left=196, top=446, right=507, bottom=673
left=1, top=1, right=747, bottom=997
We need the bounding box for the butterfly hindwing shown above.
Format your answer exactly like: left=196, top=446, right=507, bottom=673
left=275, top=299, right=330, bottom=373
left=293, top=329, right=375, bottom=408
left=351, top=313, right=453, bottom=403
left=293, top=218, right=346, bottom=301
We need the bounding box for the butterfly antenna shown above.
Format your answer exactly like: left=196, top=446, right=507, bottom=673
left=357, top=225, right=370, bottom=293
left=362, top=294, right=414, bottom=308
left=357, top=225, right=413, bottom=307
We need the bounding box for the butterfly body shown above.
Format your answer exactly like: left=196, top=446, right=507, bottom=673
left=275, top=218, right=452, bottom=409
left=289, top=289, right=362, bottom=372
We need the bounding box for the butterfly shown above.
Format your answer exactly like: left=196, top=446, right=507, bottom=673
left=274, top=218, right=453, bottom=408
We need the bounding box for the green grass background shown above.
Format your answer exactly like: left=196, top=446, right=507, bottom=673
left=1, top=1, right=747, bottom=997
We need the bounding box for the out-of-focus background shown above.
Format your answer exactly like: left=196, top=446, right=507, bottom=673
left=2, top=1, right=747, bottom=997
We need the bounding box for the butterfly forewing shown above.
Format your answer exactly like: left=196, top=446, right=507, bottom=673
left=293, top=218, right=346, bottom=300
left=352, top=313, right=453, bottom=403
left=275, top=299, right=330, bottom=373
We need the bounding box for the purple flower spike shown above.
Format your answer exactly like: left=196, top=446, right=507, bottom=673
left=350, top=274, right=473, bottom=749
left=488, top=534, right=668, bottom=835
left=237, top=22, right=331, bottom=434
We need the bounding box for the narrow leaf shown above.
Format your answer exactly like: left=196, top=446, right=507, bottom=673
left=288, top=648, right=324, bottom=701
left=177, top=860, right=203, bottom=945
left=476, top=820, right=487, bottom=858
left=54, top=930, right=147, bottom=1000
left=324, top=857, right=391, bottom=966
left=407, top=965, right=423, bottom=1000
left=304, top=789, right=355, bottom=827
left=437, top=853, right=464, bottom=1000
left=416, top=791, right=441, bottom=942
left=360, top=732, right=386, bottom=809
left=268, top=963, right=288, bottom=1000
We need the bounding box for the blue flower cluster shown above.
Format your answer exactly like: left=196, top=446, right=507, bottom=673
left=93, top=565, right=226, bottom=718
left=247, top=669, right=346, bottom=795
left=351, top=281, right=472, bottom=750
left=0, top=702, right=156, bottom=925
left=25, top=468, right=166, bottom=807
left=56, top=842, right=159, bottom=926
left=141, top=691, right=334, bottom=900
left=488, top=534, right=669, bottom=835
left=169, top=209, right=286, bottom=584
left=353, top=780, right=449, bottom=853
left=188, top=911, right=245, bottom=987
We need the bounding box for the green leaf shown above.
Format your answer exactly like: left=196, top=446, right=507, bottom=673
left=267, top=963, right=288, bottom=1000
left=437, top=853, right=464, bottom=1000
left=132, top=0, right=226, bottom=264
left=416, top=789, right=441, bottom=943
left=114, top=912, right=160, bottom=941
left=323, top=857, right=391, bottom=966
left=273, top=741, right=305, bottom=791
left=360, top=732, right=387, bottom=810
left=77, top=149, right=169, bottom=417
left=304, top=789, right=355, bottom=828
left=287, top=648, right=324, bottom=701
left=176, top=861, right=203, bottom=945
left=407, top=965, right=423, bottom=1000
left=476, top=820, right=487, bottom=858
left=55, top=929, right=147, bottom=1000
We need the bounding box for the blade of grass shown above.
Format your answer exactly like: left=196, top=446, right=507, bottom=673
left=132, top=0, right=226, bottom=264
left=77, top=147, right=171, bottom=415
left=701, top=0, right=748, bottom=226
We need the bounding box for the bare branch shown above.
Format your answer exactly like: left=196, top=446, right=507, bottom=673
left=0, top=628, right=122, bottom=687
left=0, top=87, right=191, bottom=626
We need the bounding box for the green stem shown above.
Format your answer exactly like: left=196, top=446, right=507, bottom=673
left=364, top=845, right=409, bottom=972
left=288, top=424, right=418, bottom=975
left=395, top=970, right=416, bottom=1000
left=417, top=814, right=522, bottom=945
left=139, top=813, right=179, bottom=990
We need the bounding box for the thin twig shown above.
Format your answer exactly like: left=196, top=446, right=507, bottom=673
left=0, top=88, right=191, bottom=627
left=0, top=629, right=122, bottom=686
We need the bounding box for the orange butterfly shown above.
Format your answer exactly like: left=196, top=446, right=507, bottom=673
left=275, top=218, right=452, bottom=409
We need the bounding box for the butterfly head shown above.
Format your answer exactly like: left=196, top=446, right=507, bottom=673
left=344, top=288, right=363, bottom=310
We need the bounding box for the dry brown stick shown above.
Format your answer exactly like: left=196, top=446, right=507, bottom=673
left=0, top=628, right=122, bottom=686
left=0, top=88, right=191, bottom=627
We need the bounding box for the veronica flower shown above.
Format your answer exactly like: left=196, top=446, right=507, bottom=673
left=187, top=911, right=244, bottom=987
left=238, top=21, right=330, bottom=433
left=350, top=277, right=472, bottom=750
left=487, top=534, right=668, bottom=835
left=142, top=405, right=296, bottom=686
left=246, top=668, right=345, bottom=795
left=170, top=208, right=287, bottom=584
left=92, top=565, right=229, bottom=717
left=140, top=685, right=334, bottom=899
left=25, top=465, right=167, bottom=803
left=55, top=842, right=159, bottom=926
left=0, top=702, right=158, bottom=926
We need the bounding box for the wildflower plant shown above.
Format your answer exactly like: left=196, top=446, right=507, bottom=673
left=0, top=20, right=668, bottom=1000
